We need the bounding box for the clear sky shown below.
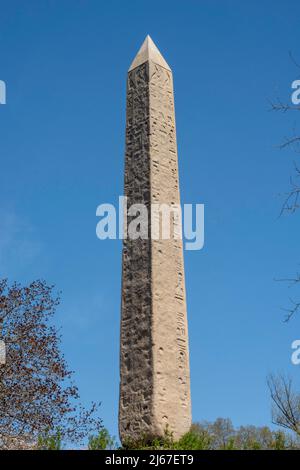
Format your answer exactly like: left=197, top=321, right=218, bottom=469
left=1, top=0, right=300, bottom=440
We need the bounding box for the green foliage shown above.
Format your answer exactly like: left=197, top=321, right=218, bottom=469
left=223, top=437, right=236, bottom=450
left=122, top=426, right=173, bottom=450
left=121, top=418, right=300, bottom=450
left=36, top=419, right=300, bottom=450
left=122, top=425, right=212, bottom=450
left=272, top=431, right=288, bottom=450
left=88, top=428, right=117, bottom=450
left=37, top=429, right=62, bottom=450
left=176, top=430, right=211, bottom=450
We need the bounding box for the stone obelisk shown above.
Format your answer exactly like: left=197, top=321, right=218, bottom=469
left=119, top=36, right=191, bottom=443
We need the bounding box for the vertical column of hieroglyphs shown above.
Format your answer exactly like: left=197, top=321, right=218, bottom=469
left=119, top=61, right=154, bottom=443
left=149, top=59, right=191, bottom=439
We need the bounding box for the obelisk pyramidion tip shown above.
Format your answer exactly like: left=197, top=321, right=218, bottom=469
left=128, top=35, right=171, bottom=72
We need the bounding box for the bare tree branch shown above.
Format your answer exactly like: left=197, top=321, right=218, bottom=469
left=267, top=375, right=300, bottom=436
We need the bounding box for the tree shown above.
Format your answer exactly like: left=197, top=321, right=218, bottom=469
left=37, top=428, right=62, bottom=450
left=203, top=418, right=235, bottom=449
left=88, top=428, right=117, bottom=450
left=0, top=279, right=102, bottom=449
left=268, top=374, right=300, bottom=437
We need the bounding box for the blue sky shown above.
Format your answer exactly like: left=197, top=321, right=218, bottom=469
left=1, top=0, right=300, bottom=440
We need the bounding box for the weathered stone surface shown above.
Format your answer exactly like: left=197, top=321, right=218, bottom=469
left=119, top=36, right=191, bottom=443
